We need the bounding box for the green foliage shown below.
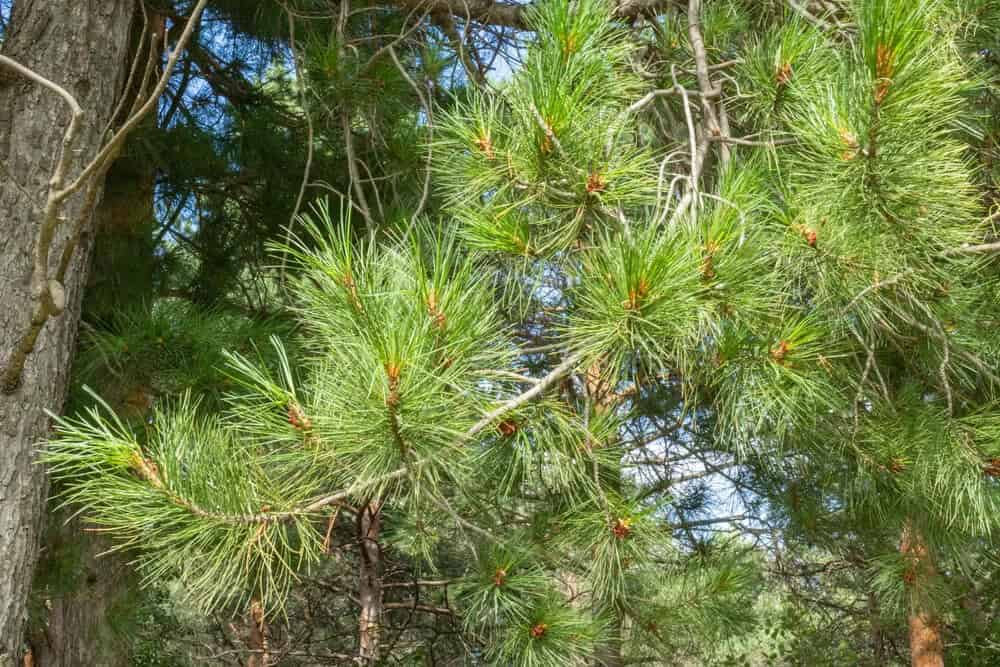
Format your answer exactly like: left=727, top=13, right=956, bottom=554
left=40, top=0, right=1000, bottom=664
left=492, top=595, right=600, bottom=667
left=434, top=0, right=657, bottom=258
left=44, top=391, right=325, bottom=613
left=71, top=300, right=287, bottom=413
left=565, top=224, right=705, bottom=373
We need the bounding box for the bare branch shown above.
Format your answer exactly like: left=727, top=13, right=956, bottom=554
left=687, top=0, right=728, bottom=165
left=388, top=45, right=434, bottom=228
left=387, top=0, right=676, bottom=30
left=0, top=55, right=83, bottom=116
left=63, top=0, right=210, bottom=197
left=281, top=7, right=315, bottom=282
left=1, top=0, right=210, bottom=391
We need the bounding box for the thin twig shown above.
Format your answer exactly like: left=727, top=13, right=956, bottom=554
left=388, top=45, right=433, bottom=228
left=63, top=0, right=210, bottom=197
left=102, top=0, right=150, bottom=137
left=281, top=7, right=315, bottom=282
left=687, top=0, right=728, bottom=165
left=945, top=240, right=1000, bottom=255
left=1, top=0, right=210, bottom=391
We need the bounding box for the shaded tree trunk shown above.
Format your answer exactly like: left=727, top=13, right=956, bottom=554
left=0, top=0, right=135, bottom=661
left=30, top=14, right=160, bottom=663
left=28, top=512, right=133, bottom=667
left=358, top=501, right=383, bottom=664
left=868, top=590, right=885, bottom=666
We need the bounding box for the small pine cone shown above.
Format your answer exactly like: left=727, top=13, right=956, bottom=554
left=530, top=623, right=548, bottom=639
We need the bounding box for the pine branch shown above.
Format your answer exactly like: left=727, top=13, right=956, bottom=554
left=293, top=350, right=585, bottom=516
left=385, top=0, right=677, bottom=30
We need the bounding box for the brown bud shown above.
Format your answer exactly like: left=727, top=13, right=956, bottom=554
left=287, top=403, right=313, bottom=431
left=701, top=241, right=720, bottom=282
left=874, top=43, right=895, bottom=104
left=775, top=61, right=793, bottom=87
left=497, top=419, right=519, bottom=438
left=622, top=277, right=650, bottom=311
left=475, top=134, right=496, bottom=160
left=385, top=364, right=402, bottom=407
left=770, top=340, right=791, bottom=364
left=984, top=458, right=1000, bottom=478
left=586, top=171, right=607, bottom=194
left=838, top=127, right=860, bottom=161
left=426, top=289, right=447, bottom=330
left=611, top=517, right=633, bottom=540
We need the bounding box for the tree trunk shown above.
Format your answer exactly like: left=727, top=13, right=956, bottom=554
left=27, top=511, right=133, bottom=667
left=586, top=362, right=624, bottom=667
left=30, top=13, right=159, bottom=662
left=867, top=590, right=885, bottom=666
left=909, top=612, right=944, bottom=667
left=357, top=501, right=383, bottom=664
left=901, top=524, right=944, bottom=667
left=245, top=600, right=269, bottom=667
left=0, top=0, right=135, bottom=661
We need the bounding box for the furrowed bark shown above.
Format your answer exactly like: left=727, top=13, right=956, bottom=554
left=0, top=0, right=135, bottom=661
left=867, top=591, right=885, bottom=666
left=30, top=9, right=161, bottom=663
left=909, top=613, right=944, bottom=667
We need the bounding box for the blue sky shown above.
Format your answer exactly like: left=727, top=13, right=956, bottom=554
left=0, top=0, right=10, bottom=38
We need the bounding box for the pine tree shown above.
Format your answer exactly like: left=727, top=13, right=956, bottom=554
left=25, top=0, right=449, bottom=660
left=39, top=0, right=1000, bottom=665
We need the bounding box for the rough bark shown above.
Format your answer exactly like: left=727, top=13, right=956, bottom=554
left=868, top=591, right=885, bottom=666
left=27, top=513, right=132, bottom=667
left=357, top=501, right=383, bottom=664
left=29, top=11, right=159, bottom=663
left=0, top=0, right=135, bottom=661
left=909, top=612, right=945, bottom=667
